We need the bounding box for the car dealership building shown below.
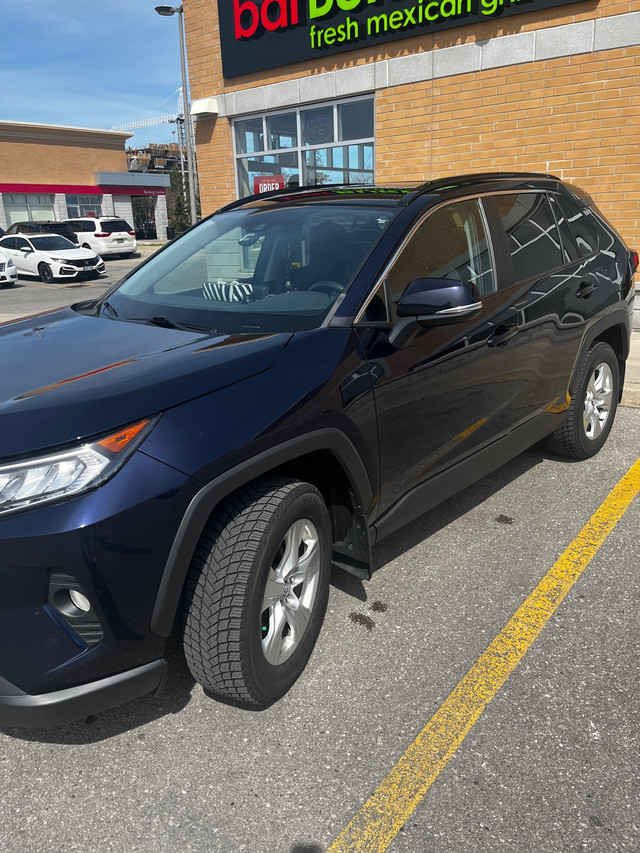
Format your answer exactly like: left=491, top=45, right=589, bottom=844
left=0, top=122, right=170, bottom=240
left=184, top=0, right=639, bottom=248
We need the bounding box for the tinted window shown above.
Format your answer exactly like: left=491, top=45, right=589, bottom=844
left=494, top=193, right=563, bottom=281
left=14, top=237, right=30, bottom=250
left=387, top=198, right=495, bottom=314
left=549, top=195, right=581, bottom=263
left=0, top=237, right=18, bottom=250
left=555, top=194, right=600, bottom=258
left=99, top=220, right=131, bottom=233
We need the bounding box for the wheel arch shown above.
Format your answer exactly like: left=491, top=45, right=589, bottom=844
left=570, top=313, right=630, bottom=402
left=150, top=429, right=374, bottom=637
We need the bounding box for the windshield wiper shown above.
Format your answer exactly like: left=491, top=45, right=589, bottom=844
left=147, top=315, right=217, bottom=334
left=101, top=299, right=119, bottom=318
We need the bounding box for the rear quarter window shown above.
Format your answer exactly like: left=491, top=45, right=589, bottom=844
left=555, top=194, right=602, bottom=258
left=494, top=193, right=564, bottom=281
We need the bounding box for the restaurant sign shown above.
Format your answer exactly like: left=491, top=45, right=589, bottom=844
left=218, top=0, right=586, bottom=78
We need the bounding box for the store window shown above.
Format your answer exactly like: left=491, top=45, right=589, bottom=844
left=66, top=195, right=102, bottom=218
left=234, top=97, right=374, bottom=197
left=4, top=194, right=54, bottom=224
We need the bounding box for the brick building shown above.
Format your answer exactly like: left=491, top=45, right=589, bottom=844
left=0, top=122, right=170, bottom=240
left=184, top=0, right=639, bottom=249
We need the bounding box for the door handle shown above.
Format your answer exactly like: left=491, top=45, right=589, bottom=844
left=487, top=324, right=518, bottom=347
left=576, top=280, right=597, bottom=298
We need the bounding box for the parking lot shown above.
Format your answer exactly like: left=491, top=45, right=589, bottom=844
left=0, top=254, right=638, bottom=853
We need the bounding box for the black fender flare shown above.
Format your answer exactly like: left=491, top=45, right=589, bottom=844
left=150, top=428, right=373, bottom=637
left=569, top=310, right=631, bottom=399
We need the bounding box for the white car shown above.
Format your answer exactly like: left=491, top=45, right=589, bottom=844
left=0, top=249, right=18, bottom=289
left=0, top=234, right=105, bottom=283
left=64, top=217, right=137, bottom=258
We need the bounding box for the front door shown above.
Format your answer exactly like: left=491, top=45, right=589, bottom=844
left=355, top=197, right=530, bottom=518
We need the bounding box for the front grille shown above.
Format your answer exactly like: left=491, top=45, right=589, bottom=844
left=0, top=263, right=5, bottom=272
left=67, top=258, right=97, bottom=269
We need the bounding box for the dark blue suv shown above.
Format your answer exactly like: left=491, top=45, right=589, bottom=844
left=0, top=174, right=636, bottom=727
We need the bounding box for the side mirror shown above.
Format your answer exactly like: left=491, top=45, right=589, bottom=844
left=390, top=277, right=482, bottom=347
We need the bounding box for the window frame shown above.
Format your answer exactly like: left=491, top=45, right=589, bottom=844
left=232, top=95, right=375, bottom=199
left=355, top=194, right=498, bottom=327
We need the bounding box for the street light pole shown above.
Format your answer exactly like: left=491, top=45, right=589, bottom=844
left=155, top=4, right=198, bottom=226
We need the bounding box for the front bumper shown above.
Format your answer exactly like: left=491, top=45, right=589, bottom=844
left=0, top=269, right=17, bottom=285
left=0, top=659, right=166, bottom=728
left=55, top=261, right=106, bottom=279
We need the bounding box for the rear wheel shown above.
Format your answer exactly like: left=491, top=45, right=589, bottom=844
left=546, top=341, right=619, bottom=459
left=182, top=477, right=331, bottom=708
left=38, top=263, right=54, bottom=284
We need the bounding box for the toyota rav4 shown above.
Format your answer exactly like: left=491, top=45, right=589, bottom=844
left=0, top=173, right=635, bottom=727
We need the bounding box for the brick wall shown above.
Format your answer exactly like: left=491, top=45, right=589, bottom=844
left=185, top=0, right=639, bottom=248
left=375, top=46, right=640, bottom=248
left=0, top=128, right=128, bottom=185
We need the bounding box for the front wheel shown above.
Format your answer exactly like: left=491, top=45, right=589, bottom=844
left=182, top=477, right=332, bottom=709
left=546, top=341, right=620, bottom=459
left=38, top=263, right=54, bottom=284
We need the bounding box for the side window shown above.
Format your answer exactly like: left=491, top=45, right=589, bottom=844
left=549, top=195, right=581, bottom=263
left=1, top=238, right=17, bottom=250
left=14, top=237, right=30, bottom=250
left=555, top=194, right=600, bottom=258
left=387, top=199, right=495, bottom=317
left=494, top=193, right=563, bottom=281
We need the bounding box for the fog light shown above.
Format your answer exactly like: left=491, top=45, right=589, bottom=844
left=48, top=571, right=104, bottom=646
left=69, top=589, right=91, bottom=612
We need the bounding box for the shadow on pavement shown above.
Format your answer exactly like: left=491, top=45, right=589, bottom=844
left=1, top=636, right=196, bottom=745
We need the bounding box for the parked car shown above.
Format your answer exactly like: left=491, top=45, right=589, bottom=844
left=0, top=248, right=17, bottom=288
left=0, top=234, right=105, bottom=283
left=0, top=173, right=635, bottom=727
left=5, top=220, right=79, bottom=244
left=64, top=216, right=137, bottom=257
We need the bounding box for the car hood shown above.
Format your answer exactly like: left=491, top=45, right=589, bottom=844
left=0, top=307, right=291, bottom=459
left=37, top=247, right=96, bottom=259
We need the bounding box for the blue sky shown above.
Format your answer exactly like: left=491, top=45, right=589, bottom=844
left=1, top=1, right=189, bottom=150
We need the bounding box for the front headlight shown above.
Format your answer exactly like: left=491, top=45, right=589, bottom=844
left=7, top=258, right=14, bottom=267
left=50, top=257, right=68, bottom=264
left=0, top=418, right=155, bottom=516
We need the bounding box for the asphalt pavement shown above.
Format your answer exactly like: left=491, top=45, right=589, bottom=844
left=0, top=252, right=638, bottom=853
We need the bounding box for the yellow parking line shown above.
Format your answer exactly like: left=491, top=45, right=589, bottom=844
left=328, top=457, right=640, bottom=853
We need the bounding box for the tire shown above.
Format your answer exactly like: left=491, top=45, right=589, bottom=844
left=182, top=476, right=332, bottom=709
left=38, top=263, right=54, bottom=284
left=546, top=341, right=619, bottom=459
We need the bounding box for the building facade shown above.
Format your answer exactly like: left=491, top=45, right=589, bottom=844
left=0, top=122, right=170, bottom=240
left=184, top=0, right=639, bottom=249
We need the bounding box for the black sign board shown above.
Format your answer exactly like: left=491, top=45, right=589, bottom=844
left=218, top=0, right=587, bottom=79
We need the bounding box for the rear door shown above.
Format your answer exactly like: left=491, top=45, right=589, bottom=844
left=488, top=191, right=610, bottom=420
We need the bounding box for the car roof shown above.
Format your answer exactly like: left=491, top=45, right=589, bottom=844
left=217, top=172, right=565, bottom=214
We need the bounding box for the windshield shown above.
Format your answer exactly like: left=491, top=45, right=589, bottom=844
left=105, top=204, right=395, bottom=334
left=30, top=235, right=77, bottom=251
